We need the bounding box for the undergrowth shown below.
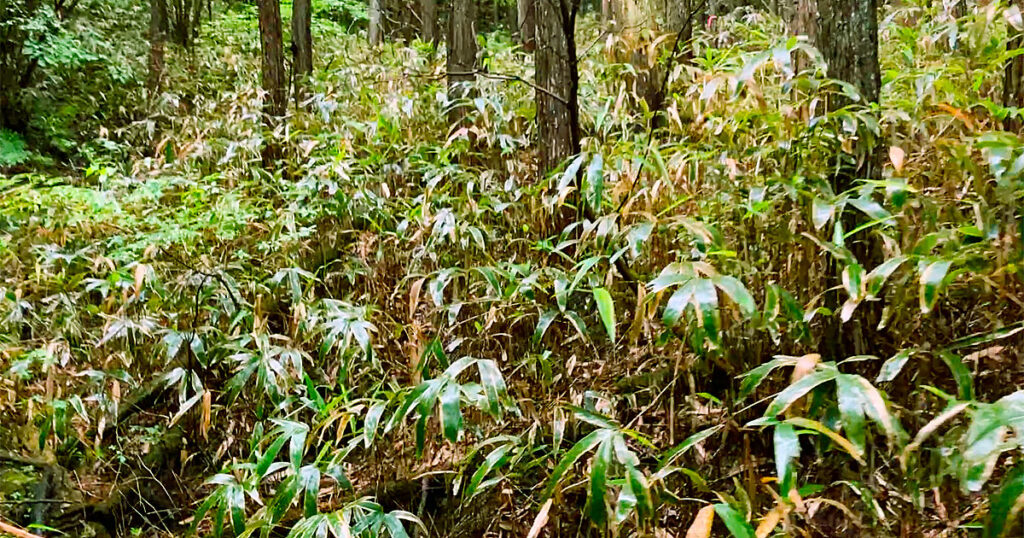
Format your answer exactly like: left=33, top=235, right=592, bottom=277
left=1, top=1, right=1024, bottom=537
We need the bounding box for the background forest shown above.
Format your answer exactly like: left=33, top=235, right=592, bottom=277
left=1, top=0, right=1023, bottom=536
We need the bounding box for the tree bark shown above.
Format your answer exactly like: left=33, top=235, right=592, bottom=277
left=815, top=0, right=882, bottom=356
left=447, top=0, right=477, bottom=125
left=518, top=0, right=535, bottom=51
left=292, top=0, right=313, bottom=104
left=369, top=0, right=382, bottom=44
left=421, top=0, right=438, bottom=44
left=815, top=0, right=880, bottom=189
left=148, top=0, right=166, bottom=92
left=1004, top=0, right=1024, bottom=131
left=789, top=0, right=816, bottom=72
left=535, top=0, right=581, bottom=175
left=258, top=0, right=287, bottom=165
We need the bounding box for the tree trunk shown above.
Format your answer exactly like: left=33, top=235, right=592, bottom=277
left=518, top=0, right=535, bottom=51
left=816, top=0, right=882, bottom=356
left=601, top=0, right=612, bottom=23
left=790, top=0, right=816, bottom=72
left=815, top=0, right=880, bottom=187
left=447, top=0, right=477, bottom=125
left=292, top=0, right=313, bottom=104
left=258, top=0, right=287, bottom=165
left=421, top=0, right=438, bottom=44
left=535, top=0, right=581, bottom=175
left=369, top=0, right=382, bottom=44
left=148, top=0, right=166, bottom=92
left=1004, top=0, right=1024, bottom=131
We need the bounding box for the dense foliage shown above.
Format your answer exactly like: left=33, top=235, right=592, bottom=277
left=1, top=0, right=1023, bottom=537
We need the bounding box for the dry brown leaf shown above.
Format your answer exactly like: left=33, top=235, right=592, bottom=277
left=790, top=353, right=821, bottom=384
left=200, top=391, right=212, bottom=440
left=685, top=504, right=716, bottom=538
left=133, top=263, right=148, bottom=298
left=409, top=278, right=425, bottom=320
left=526, top=498, right=553, bottom=538
left=755, top=502, right=791, bottom=538
left=889, top=146, right=905, bottom=173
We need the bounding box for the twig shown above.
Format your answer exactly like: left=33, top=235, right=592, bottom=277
left=411, top=69, right=571, bottom=107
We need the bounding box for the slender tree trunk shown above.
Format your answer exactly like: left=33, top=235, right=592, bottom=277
left=816, top=0, right=882, bottom=355
left=148, top=0, right=167, bottom=92
left=447, top=0, right=477, bottom=125
left=369, top=0, right=382, bottom=44
left=789, top=0, right=816, bottom=72
left=292, top=0, right=313, bottom=104
left=518, top=0, right=535, bottom=50
left=535, top=0, right=581, bottom=175
left=1004, top=0, right=1024, bottom=131
left=421, top=0, right=438, bottom=44
left=258, top=0, right=287, bottom=166
left=601, top=0, right=612, bottom=23
left=816, top=0, right=880, bottom=187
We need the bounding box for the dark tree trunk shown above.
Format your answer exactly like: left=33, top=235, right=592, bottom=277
left=518, top=0, right=535, bottom=51
left=447, top=0, right=478, bottom=125
left=816, top=0, right=882, bottom=356
left=421, top=0, right=438, bottom=44
left=535, top=0, right=581, bottom=175
left=291, top=0, right=313, bottom=104
left=1004, top=0, right=1024, bottom=131
left=815, top=0, right=880, bottom=191
left=258, top=0, right=287, bottom=166
left=148, top=0, right=167, bottom=92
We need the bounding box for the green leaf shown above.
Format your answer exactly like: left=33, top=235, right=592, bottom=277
left=985, top=462, right=1024, bottom=538
left=738, top=356, right=799, bottom=400
left=588, top=436, right=613, bottom=525
left=763, top=365, right=838, bottom=417
left=713, top=275, right=756, bottom=317
left=848, top=196, right=891, bottom=221
left=533, top=309, right=558, bottom=344
left=774, top=423, right=799, bottom=495
left=659, top=424, right=724, bottom=468
left=876, top=349, right=912, bottom=383
left=564, top=310, right=589, bottom=339
left=383, top=513, right=411, bottom=538
left=841, top=263, right=865, bottom=300
left=477, top=359, right=508, bottom=418
left=587, top=153, right=604, bottom=209
left=364, top=401, right=387, bottom=448
left=271, top=475, right=301, bottom=523
left=592, top=287, right=616, bottom=343
left=626, top=464, right=653, bottom=521
left=784, top=417, right=865, bottom=463
left=299, top=465, right=320, bottom=517
left=440, top=381, right=462, bottom=442
left=940, top=351, right=974, bottom=400
left=555, top=278, right=570, bottom=313
left=865, top=256, right=907, bottom=297
left=543, top=429, right=613, bottom=500
left=836, top=374, right=869, bottom=452
left=257, top=432, right=290, bottom=478
left=919, top=260, right=952, bottom=313
left=466, top=442, right=515, bottom=499
left=662, top=279, right=695, bottom=327
left=812, top=196, right=834, bottom=230
left=692, top=278, right=720, bottom=345
left=713, top=503, right=756, bottom=538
